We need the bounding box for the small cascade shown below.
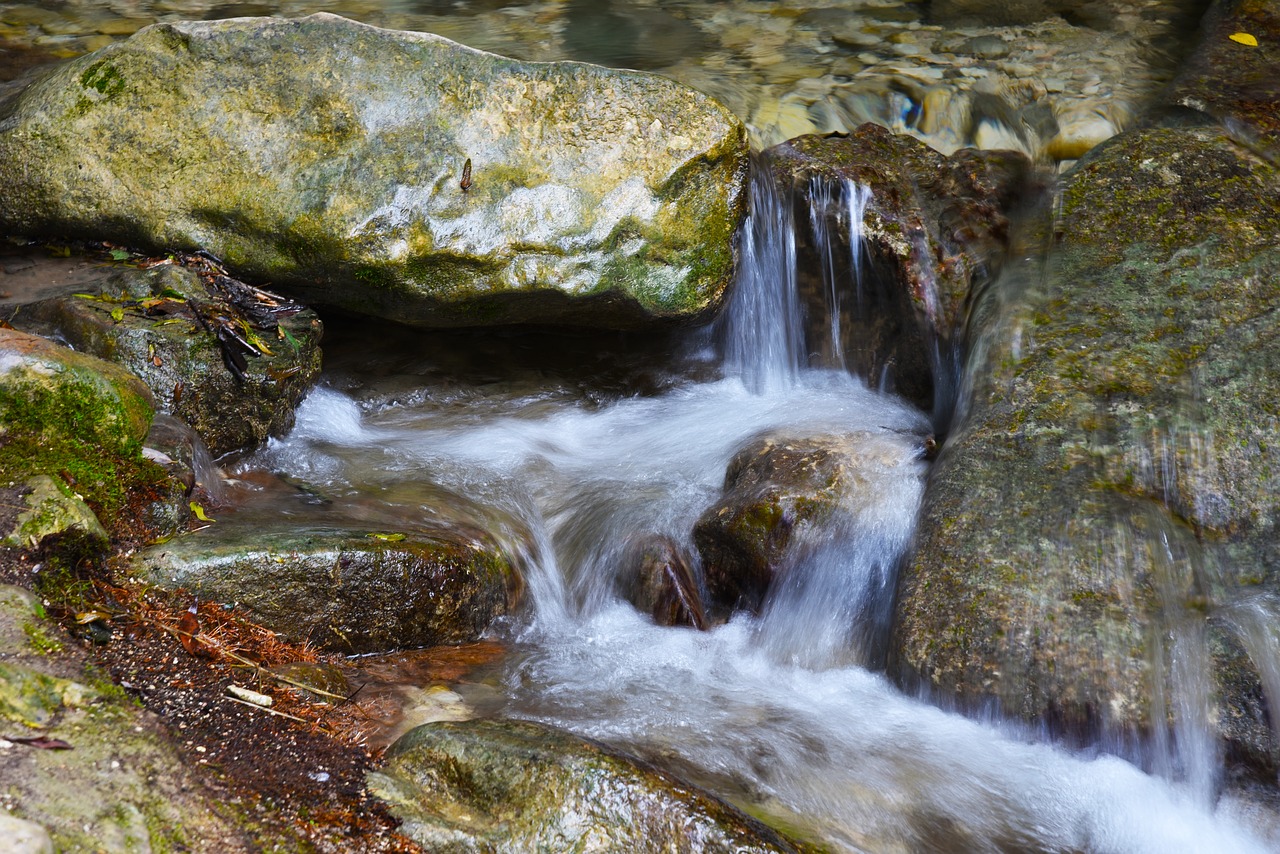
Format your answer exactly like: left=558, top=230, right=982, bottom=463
left=717, top=159, right=804, bottom=392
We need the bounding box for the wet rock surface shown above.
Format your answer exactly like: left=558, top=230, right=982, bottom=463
left=0, top=13, right=748, bottom=329
left=368, top=717, right=804, bottom=853
left=763, top=123, right=1034, bottom=408
left=20, top=257, right=323, bottom=456
left=697, top=430, right=927, bottom=615
left=135, top=519, right=522, bottom=654
left=1168, top=0, right=1280, bottom=160
left=620, top=535, right=708, bottom=629
left=894, top=123, right=1280, bottom=768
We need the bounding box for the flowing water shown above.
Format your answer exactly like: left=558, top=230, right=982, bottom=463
left=220, top=163, right=1279, bottom=851
left=7, top=0, right=1276, bottom=848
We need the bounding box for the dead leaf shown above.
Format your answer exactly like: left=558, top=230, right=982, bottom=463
left=7, top=735, right=73, bottom=750
left=1229, top=32, right=1259, bottom=46
left=176, top=604, right=207, bottom=657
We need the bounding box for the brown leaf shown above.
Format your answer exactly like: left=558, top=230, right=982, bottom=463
left=176, top=605, right=207, bottom=657
left=7, top=735, right=73, bottom=750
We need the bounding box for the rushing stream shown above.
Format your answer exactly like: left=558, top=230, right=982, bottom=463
left=216, top=161, right=1278, bottom=851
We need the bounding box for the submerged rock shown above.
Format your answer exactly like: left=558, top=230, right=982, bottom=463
left=368, top=718, right=802, bottom=853
left=763, top=124, right=1034, bottom=409
left=134, top=521, right=521, bottom=654
left=23, top=260, right=323, bottom=456
left=0, top=13, right=749, bottom=329
left=893, top=124, right=1280, bottom=768
left=695, top=430, right=928, bottom=615
left=621, top=535, right=707, bottom=629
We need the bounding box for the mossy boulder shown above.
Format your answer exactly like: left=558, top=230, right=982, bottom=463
left=23, top=262, right=323, bottom=456
left=695, top=430, right=929, bottom=615
left=0, top=327, right=158, bottom=529
left=892, top=125, right=1280, bottom=766
left=620, top=535, right=707, bottom=629
left=134, top=521, right=522, bottom=654
left=368, top=718, right=803, bottom=853
left=763, top=125, right=1034, bottom=409
left=0, top=13, right=749, bottom=329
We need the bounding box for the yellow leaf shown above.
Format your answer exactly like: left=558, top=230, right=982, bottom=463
left=367, top=532, right=406, bottom=542
left=1229, top=32, right=1259, bottom=46
left=189, top=502, right=216, bottom=522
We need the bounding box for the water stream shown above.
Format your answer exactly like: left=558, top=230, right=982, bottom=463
left=226, top=163, right=1277, bottom=851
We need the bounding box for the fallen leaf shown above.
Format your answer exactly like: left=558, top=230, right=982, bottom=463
left=110, top=307, right=124, bottom=323
left=367, top=532, right=406, bottom=542
left=176, top=603, right=206, bottom=657
left=108, top=249, right=131, bottom=261
left=1229, top=32, right=1259, bottom=46
left=7, top=735, right=73, bottom=750
left=190, top=502, right=215, bottom=523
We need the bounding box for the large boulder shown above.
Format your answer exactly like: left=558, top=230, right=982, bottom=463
left=134, top=519, right=522, bottom=654
left=0, top=14, right=749, bottom=328
left=762, top=125, right=1033, bottom=410
left=22, top=259, right=323, bottom=456
left=892, top=124, right=1280, bottom=767
left=368, top=718, right=803, bottom=853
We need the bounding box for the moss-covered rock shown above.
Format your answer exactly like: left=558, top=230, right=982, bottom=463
left=0, top=13, right=749, bottom=329
left=0, top=583, right=246, bottom=850
left=0, top=327, right=159, bottom=529
left=763, top=125, right=1034, bottom=409
left=893, top=125, right=1280, bottom=766
left=134, top=521, right=522, bottom=654
left=0, top=474, right=108, bottom=552
left=23, top=261, right=323, bottom=456
left=368, top=718, right=803, bottom=853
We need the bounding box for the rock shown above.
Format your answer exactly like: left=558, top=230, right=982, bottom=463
left=0, top=583, right=243, bottom=850
left=621, top=536, right=707, bottom=629
left=0, top=13, right=749, bottom=329
left=0, top=474, right=108, bottom=552
left=0, top=812, right=53, bottom=854
left=1167, top=0, right=1280, bottom=161
left=0, top=327, right=159, bottom=531
left=368, top=718, right=802, bottom=853
left=928, top=0, right=1118, bottom=28
left=763, top=125, right=1035, bottom=411
left=134, top=520, right=522, bottom=654
left=695, top=430, right=928, bottom=614
left=892, top=125, right=1280, bottom=767
left=23, top=260, right=323, bottom=456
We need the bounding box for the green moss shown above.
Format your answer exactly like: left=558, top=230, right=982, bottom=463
left=22, top=620, right=63, bottom=655
left=78, top=60, right=125, bottom=97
